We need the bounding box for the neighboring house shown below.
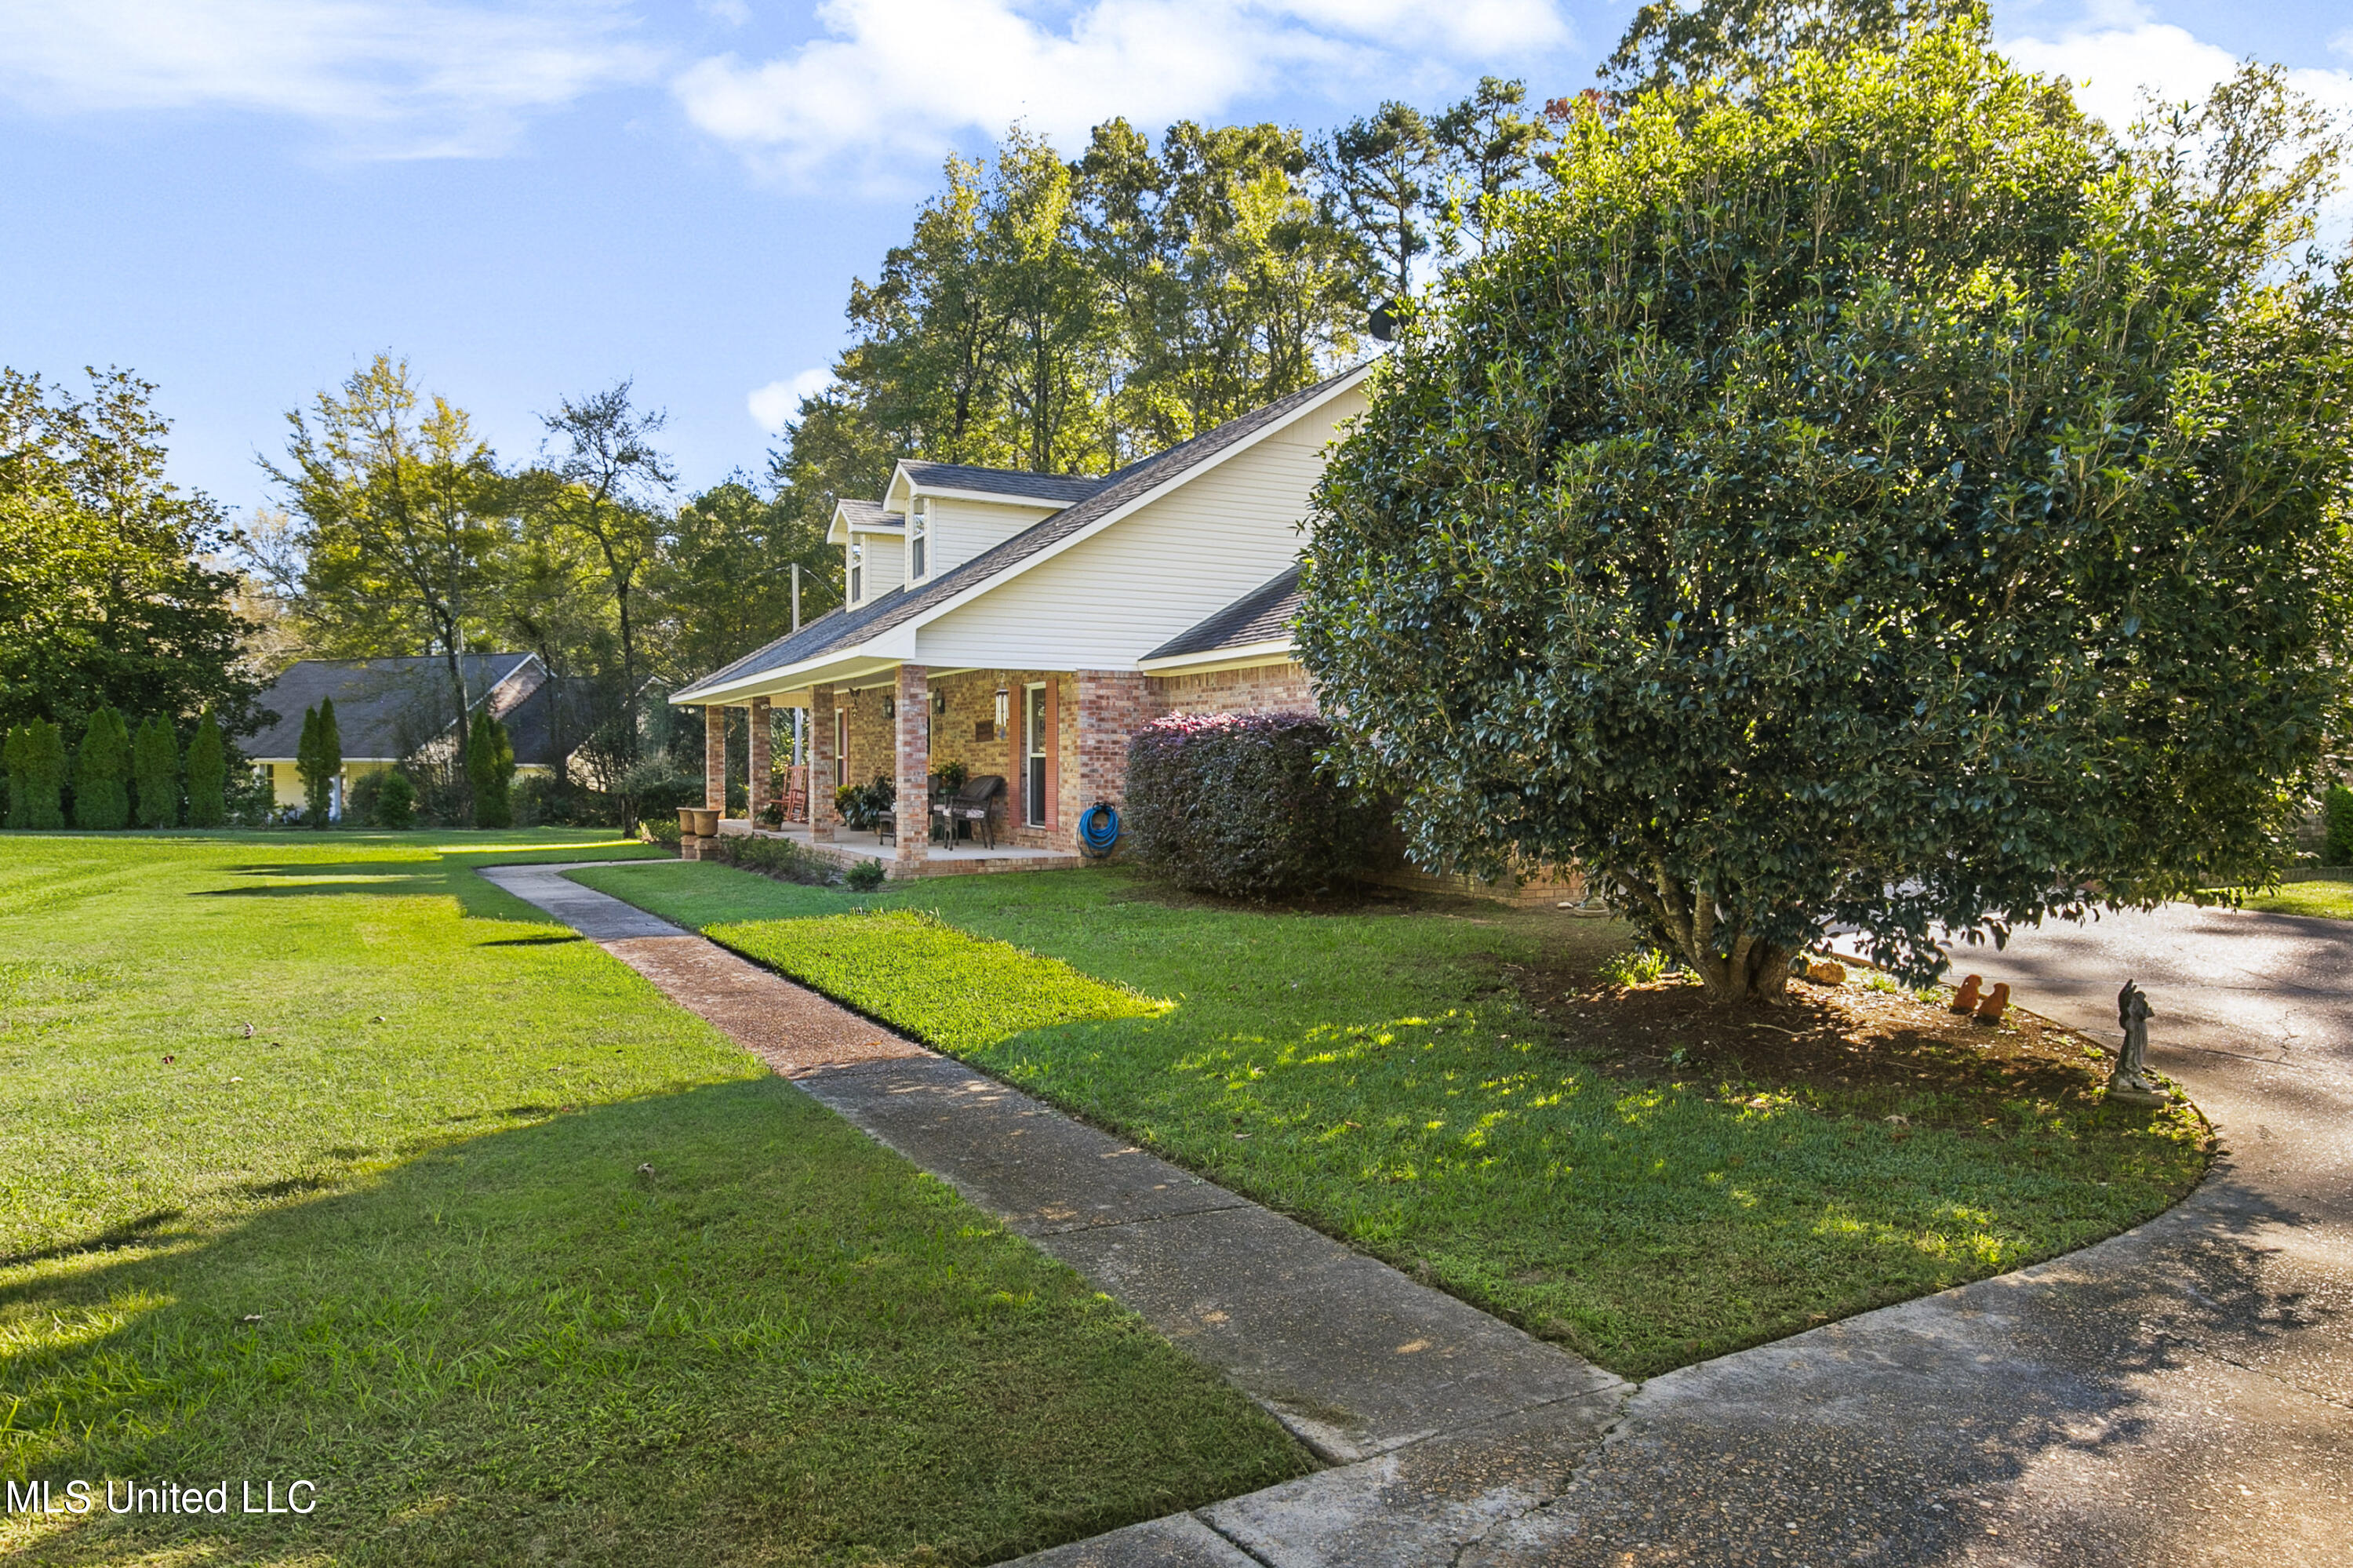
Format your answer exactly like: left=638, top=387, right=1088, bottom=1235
left=244, top=653, right=576, bottom=817
left=670, top=366, right=1374, bottom=874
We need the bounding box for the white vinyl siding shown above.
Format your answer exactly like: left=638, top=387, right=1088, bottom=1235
left=912, top=386, right=1366, bottom=668
left=848, top=528, right=905, bottom=605
left=918, top=495, right=1060, bottom=580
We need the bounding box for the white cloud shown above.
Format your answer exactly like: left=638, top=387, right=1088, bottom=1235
left=748, top=367, right=835, bottom=432
left=2002, top=5, right=2353, bottom=136
left=0, top=0, right=661, bottom=157
left=674, top=0, right=1573, bottom=178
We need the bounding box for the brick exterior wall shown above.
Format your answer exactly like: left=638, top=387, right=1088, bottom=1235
left=703, top=704, right=726, bottom=813
left=894, top=664, right=930, bottom=867
left=1146, top=660, right=1317, bottom=718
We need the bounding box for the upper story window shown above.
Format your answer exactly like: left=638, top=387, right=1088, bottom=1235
left=849, top=540, right=864, bottom=604
left=909, top=500, right=928, bottom=580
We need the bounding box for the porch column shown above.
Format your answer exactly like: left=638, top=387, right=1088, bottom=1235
left=810, top=685, right=838, bottom=841
left=703, top=704, right=726, bottom=813
left=747, top=696, right=773, bottom=825
left=894, top=664, right=929, bottom=872
left=1073, top=670, right=1151, bottom=855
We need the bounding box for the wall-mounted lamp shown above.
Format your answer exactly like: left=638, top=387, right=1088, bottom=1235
left=882, top=694, right=896, bottom=720
left=933, top=689, right=947, bottom=715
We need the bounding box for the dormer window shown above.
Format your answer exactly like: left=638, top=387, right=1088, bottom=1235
left=910, top=500, right=928, bottom=580
left=849, top=541, right=864, bottom=603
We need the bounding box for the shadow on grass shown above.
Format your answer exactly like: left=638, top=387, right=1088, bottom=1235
left=0, top=1080, right=1307, bottom=1568
left=198, top=857, right=630, bottom=925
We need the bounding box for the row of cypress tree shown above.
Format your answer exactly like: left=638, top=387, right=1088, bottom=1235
left=2, top=709, right=231, bottom=830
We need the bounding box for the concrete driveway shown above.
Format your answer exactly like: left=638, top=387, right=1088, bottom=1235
left=1461, top=903, right=2353, bottom=1564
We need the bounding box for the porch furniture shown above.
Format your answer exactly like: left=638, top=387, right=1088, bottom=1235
left=933, top=775, right=1006, bottom=850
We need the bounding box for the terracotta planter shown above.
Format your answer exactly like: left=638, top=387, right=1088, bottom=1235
left=689, top=808, right=720, bottom=837
left=677, top=807, right=697, bottom=834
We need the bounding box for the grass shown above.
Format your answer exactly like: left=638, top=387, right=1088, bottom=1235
left=0, top=831, right=1307, bottom=1566
left=2206, top=879, right=2353, bottom=919
left=572, top=860, right=2211, bottom=1380
left=710, top=909, right=1168, bottom=1052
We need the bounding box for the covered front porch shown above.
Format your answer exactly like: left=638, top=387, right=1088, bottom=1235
left=689, top=660, right=1148, bottom=879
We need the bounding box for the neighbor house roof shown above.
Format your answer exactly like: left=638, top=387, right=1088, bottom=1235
left=675, top=366, right=1369, bottom=704
left=1140, top=564, right=1304, bottom=667
left=499, top=675, right=592, bottom=769
left=245, top=654, right=536, bottom=761
left=897, top=462, right=1105, bottom=504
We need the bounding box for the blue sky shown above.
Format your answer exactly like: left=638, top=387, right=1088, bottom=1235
left=3, top=0, right=2348, bottom=519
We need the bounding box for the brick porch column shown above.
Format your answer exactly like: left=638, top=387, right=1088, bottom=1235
left=703, top=704, right=726, bottom=813
left=747, top=696, right=772, bottom=825
left=810, top=685, right=838, bottom=840
left=894, top=664, right=929, bottom=871
left=1073, top=670, right=1151, bottom=854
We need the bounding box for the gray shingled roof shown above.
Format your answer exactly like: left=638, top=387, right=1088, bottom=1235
left=901, top=462, right=1104, bottom=504
left=837, top=498, right=902, bottom=529
left=1144, top=564, right=1303, bottom=661
left=674, top=368, right=1365, bottom=704
left=244, top=655, right=536, bottom=760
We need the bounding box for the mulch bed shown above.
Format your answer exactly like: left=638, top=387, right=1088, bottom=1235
left=1504, top=958, right=2121, bottom=1119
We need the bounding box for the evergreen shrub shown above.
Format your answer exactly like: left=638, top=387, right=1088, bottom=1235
left=467, top=711, right=516, bottom=828
left=5, top=722, right=70, bottom=829
left=184, top=711, right=227, bottom=827
left=2326, top=784, right=2353, bottom=866
left=372, top=770, right=417, bottom=830
left=73, top=708, right=132, bottom=830
left=133, top=715, right=180, bottom=828
left=1124, top=711, right=1376, bottom=898
left=296, top=701, right=342, bottom=824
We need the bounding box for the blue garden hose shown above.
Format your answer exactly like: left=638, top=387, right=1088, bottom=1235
left=1078, top=801, right=1121, bottom=857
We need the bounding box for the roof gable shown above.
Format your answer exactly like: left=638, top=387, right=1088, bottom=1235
left=675, top=364, right=1372, bottom=703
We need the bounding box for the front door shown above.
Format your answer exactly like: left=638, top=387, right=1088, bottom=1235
left=1024, top=683, right=1048, bottom=827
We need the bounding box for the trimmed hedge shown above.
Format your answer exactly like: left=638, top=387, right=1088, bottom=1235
left=1125, top=711, right=1377, bottom=898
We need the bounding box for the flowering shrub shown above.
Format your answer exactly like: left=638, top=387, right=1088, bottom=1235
left=1125, top=711, right=1377, bottom=897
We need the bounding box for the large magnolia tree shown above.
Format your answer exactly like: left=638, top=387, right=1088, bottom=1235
left=1300, top=20, right=2353, bottom=1003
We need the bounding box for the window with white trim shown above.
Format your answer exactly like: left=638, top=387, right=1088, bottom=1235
left=849, top=540, right=864, bottom=603
left=909, top=500, right=928, bottom=580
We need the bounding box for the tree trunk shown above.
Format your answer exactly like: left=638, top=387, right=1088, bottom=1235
left=1619, top=862, right=1798, bottom=1006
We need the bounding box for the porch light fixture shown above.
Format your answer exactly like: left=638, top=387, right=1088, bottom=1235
left=933, top=689, right=947, bottom=715
left=882, top=694, right=896, bottom=720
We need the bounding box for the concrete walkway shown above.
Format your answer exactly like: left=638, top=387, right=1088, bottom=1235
left=478, top=864, right=1628, bottom=1563
left=484, top=864, right=2353, bottom=1564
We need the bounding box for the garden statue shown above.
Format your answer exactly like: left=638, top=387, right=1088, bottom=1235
left=2109, top=980, right=2166, bottom=1104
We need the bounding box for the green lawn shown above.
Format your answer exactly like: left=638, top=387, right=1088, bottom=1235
left=0, top=832, right=1306, bottom=1567
left=2211, top=879, right=2353, bottom=919
left=573, top=860, right=2209, bottom=1379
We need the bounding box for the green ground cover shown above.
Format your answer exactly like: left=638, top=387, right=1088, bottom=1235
left=574, top=860, right=2209, bottom=1378
left=0, top=833, right=1306, bottom=1567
